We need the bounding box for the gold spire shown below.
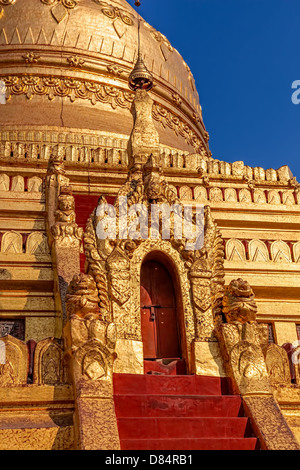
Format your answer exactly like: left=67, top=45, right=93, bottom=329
left=128, top=0, right=153, bottom=92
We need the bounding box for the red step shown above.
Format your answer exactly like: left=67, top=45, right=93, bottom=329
left=117, top=416, right=251, bottom=440
left=113, top=374, right=229, bottom=396
left=114, top=394, right=243, bottom=418
left=121, top=438, right=259, bottom=451
left=113, top=374, right=259, bottom=451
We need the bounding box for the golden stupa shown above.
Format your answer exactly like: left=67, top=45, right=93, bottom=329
left=0, top=0, right=300, bottom=451
left=0, top=0, right=208, bottom=154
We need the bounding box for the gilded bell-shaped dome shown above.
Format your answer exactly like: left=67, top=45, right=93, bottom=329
left=0, top=0, right=209, bottom=155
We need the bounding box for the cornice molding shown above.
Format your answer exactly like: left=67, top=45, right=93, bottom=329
left=0, top=73, right=209, bottom=155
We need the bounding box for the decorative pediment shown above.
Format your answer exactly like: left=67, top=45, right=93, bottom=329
left=81, top=89, right=226, bottom=348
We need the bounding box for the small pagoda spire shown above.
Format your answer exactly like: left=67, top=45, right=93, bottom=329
left=128, top=0, right=153, bottom=92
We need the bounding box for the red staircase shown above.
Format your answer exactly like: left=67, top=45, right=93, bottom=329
left=113, top=374, right=260, bottom=450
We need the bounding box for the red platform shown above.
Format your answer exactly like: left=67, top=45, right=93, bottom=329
left=143, top=358, right=186, bottom=375
left=113, top=373, right=260, bottom=451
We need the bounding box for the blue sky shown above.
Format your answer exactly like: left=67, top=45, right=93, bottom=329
left=127, top=0, right=300, bottom=178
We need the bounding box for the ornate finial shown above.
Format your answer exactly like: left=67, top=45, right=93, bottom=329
left=128, top=89, right=159, bottom=170
left=129, top=53, right=153, bottom=91
left=128, top=0, right=154, bottom=92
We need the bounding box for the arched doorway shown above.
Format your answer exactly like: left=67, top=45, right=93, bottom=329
left=140, top=260, right=181, bottom=360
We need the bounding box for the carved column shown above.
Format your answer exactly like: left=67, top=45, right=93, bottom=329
left=189, top=207, right=226, bottom=377
left=216, top=279, right=300, bottom=450
left=46, top=146, right=70, bottom=232
left=128, top=88, right=160, bottom=171
left=190, top=271, right=225, bottom=377
left=64, top=274, right=120, bottom=450
left=46, top=154, right=83, bottom=337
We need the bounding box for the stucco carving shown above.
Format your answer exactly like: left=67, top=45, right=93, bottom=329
left=33, top=337, right=66, bottom=385
left=226, top=239, right=246, bottom=262
left=216, top=321, right=270, bottom=395
left=1, top=231, right=23, bottom=254
left=239, top=188, right=252, bottom=203
left=222, top=278, right=258, bottom=324
left=0, top=335, right=28, bottom=386
left=270, top=240, right=292, bottom=263
left=82, top=90, right=225, bottom=373
left=64, top=272, right=117, bottom=383
left=249, top=239, right=269, bottom=262
left=265, top=343, right=291, bottom=386
left=26, top=232, right=50, bottom=255
left=224, top=188, right=237, bottom=202
left=51, top=186, right=83, bottom=247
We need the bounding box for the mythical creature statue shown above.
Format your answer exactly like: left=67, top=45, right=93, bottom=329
left=65, top=272, right=117, bottom=383
left=222, top=278, right=258, bottom=323
left=54, top=186, right=76, bottom=224
left=66, top=273, right=100, bottom=320
left=50, top=186, right=83, bottom=244
left=47, top=153, right=66, bottom=178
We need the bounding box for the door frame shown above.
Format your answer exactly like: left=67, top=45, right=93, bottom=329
left=140, top=258, right=180, bottom=359
left=140, top=250, right=188, bottom=366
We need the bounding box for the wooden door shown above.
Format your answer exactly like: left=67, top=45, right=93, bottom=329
left=140, top=260, right=181, bottom=359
